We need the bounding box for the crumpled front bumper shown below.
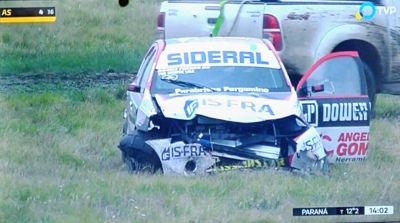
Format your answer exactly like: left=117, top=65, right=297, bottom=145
left=145, top=125, right=328, bottom=176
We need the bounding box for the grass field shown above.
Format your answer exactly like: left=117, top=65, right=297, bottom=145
left=1, top=0, right=400, bottom=222
left=0, top=0, right=161, bottom=75
left=0, top=90, right=399, bottom=223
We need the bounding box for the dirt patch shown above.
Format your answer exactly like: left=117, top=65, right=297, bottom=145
left=0, top=72, right=136, bottom=93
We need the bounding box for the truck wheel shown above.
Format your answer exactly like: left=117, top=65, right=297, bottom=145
left=362, top=62, right=376, bottom=112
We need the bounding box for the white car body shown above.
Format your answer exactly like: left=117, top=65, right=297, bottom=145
left=118, top=37, right=371, bottom=176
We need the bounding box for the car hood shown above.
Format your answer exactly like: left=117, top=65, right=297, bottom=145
left=154, top=92, right=301, bottom=123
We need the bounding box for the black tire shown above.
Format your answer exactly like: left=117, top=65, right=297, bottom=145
left=125, top=152, right=162, bottom=174
left=362, top=62, right=377, bottom=113
left=122, top=120, right=128, bottom=135
left=121, top=130, right=163, bottom=174
left=121, top=120, right=128, bottom=163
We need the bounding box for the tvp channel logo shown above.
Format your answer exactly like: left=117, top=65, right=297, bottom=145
left=356, top=2, right=396, bottom=20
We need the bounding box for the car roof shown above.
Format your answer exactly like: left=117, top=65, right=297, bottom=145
left=163, top=37, right=269, bottom=46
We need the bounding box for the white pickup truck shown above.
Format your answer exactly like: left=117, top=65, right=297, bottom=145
left=119, top=0, right=400, bottom=106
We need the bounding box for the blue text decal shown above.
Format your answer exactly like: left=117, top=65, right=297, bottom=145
left=161, top=144, right=207, bottom=161
left=167, top=51, right=269, bottom=66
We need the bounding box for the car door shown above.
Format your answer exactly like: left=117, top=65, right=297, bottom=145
left=126, top=44, right=158, bottom=133
left=296, top=51, right=371, bottom=164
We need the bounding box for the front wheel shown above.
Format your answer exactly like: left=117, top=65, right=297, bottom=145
left=119, top=130, right=163, bottom=174
left=121, top=120, right=128, bottom=163
left=125, top=152, right=162, bottom=174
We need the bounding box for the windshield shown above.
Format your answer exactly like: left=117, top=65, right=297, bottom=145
left=151, top=66, right=291, bottom=94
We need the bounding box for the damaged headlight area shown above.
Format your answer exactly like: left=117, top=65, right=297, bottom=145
left=135, top=114, right=329, bottom=176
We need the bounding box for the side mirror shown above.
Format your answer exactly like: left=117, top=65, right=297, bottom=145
left=119, top=0, right=129, bottom=7
left=128, top=84, right=141, bottom=93
left=311, top=84, right=325, bottom=93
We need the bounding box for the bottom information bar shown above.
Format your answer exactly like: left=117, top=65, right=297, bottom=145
left=293, top=206, right=393, bottom=216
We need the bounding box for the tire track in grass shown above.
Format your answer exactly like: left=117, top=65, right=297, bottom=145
left=0, top=72, right=137, bottom=94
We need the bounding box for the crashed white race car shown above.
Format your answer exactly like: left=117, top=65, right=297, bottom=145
left=118, top=37, right=371, bottom=176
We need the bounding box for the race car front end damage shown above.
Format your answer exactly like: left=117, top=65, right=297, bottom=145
left=116, top=37, right=358, bottom=176
left=119, top=101, right=329, bottom=176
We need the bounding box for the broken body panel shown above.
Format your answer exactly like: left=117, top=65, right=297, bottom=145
left=120, top=38, right=370, bottom=176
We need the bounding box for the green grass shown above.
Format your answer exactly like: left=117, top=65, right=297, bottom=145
left=1, top=0, right=400, bottom=222
left=0, top=91, right=399, bottom=223
left=0, top=0, right=162, bottom=75
left=374, top=94, right=400, bottom=118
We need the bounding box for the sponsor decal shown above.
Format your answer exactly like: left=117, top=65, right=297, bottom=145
left=336, top=132, right=369, bottom=158
left=184, top=99, right=199, bottom=118
left=167, top=51, right=270, bottom=66
left=300, top=100, right=318, bottom=126
left=295, top=128, right=323, bottom=151
left=159, top=73, right=178, bottom=81
left=139, top=91, right=157, bottom=117
left=295, top=127, right=326, bottom=159
left=336, top=157, right=367, bottom=162
left=201, top=98, right=275, bottom=115
left=174, top=86, right=270, bottom=94
left=321, top=134, right=334, bottom=158
left=211, top=158, right=286, bottom=172
left=161, top=144, right=207, bottom=161
left=300, top=98, right=370, bottom=127
left=180, top=98, right=275, bottom=115
left=320, top=131, right=369, bottom=163
left=158, top=66, right=210, bottom=76
left=322, top=102, right=369, bottom=122
left=300, top=135, right=323, bottom=151
left=175, top=87, right=221, bottom=94
left=287, top=12, right=310, bottom=20
left=167, top=9, right=178, bottom=17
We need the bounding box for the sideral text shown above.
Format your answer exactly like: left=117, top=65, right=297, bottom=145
left=167, top=51, right=270, bottom=66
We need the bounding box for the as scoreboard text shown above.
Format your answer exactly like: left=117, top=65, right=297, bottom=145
left=1, top=7, right=56, bottom=23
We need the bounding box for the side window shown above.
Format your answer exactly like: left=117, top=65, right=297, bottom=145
left=298, top=56, right=368, bottom=97
left=139, top=49, right=157, bottom=90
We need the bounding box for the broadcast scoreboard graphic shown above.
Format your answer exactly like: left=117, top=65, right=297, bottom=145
left=293, top=205, right=394, bottom=217
left=1, top=7, right=56, bottom=23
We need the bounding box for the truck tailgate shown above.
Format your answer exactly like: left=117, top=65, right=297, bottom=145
left=163, top=1, right=265, bottom=38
